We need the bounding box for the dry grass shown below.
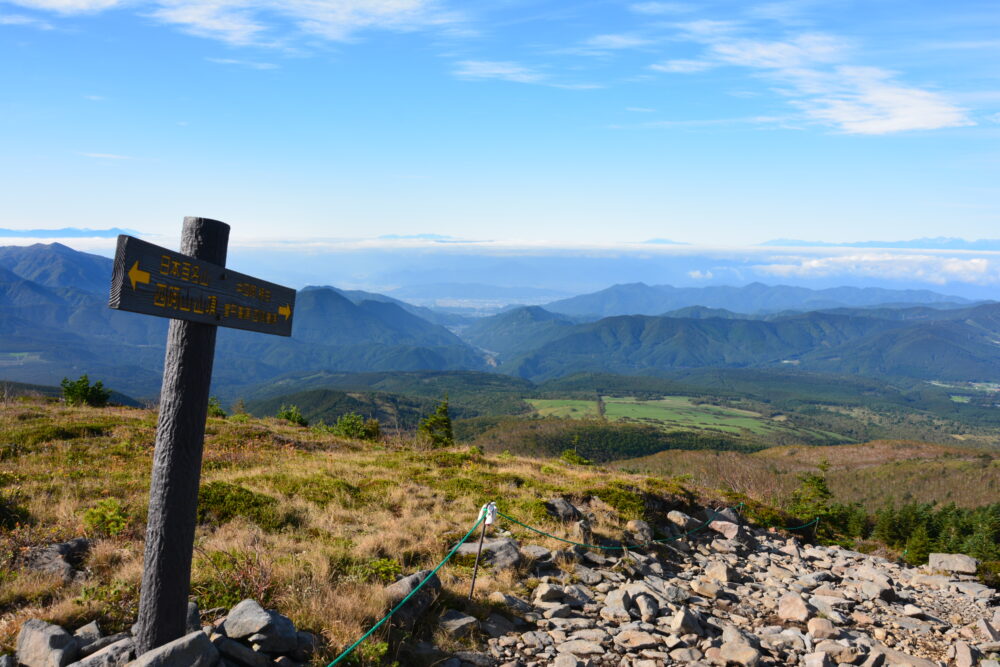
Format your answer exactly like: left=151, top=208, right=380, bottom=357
left=0, top=398, right=700, bottom=662
left=618, top=439, right=1000, bottom=510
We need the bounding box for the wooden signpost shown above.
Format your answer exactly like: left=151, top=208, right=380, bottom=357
left=108, top=217, right=296, bottom=654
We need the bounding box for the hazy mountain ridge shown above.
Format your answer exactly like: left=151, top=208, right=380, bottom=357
left=545, top=281, right=974, bottom=318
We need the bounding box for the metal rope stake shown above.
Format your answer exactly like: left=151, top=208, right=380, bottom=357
left=468, top=502, right=496, bottom=599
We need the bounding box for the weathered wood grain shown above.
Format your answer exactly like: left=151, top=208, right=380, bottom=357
left=133, top=217, right=229, bottom=655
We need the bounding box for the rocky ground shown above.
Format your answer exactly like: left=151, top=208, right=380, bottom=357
left=5, top=503, right=999, bottom=666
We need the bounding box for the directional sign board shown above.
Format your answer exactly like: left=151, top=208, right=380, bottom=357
left=109, top=235, right=295, bottom=336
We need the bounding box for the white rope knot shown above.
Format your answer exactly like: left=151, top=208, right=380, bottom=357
left=480, top=501, right=497, bottom=526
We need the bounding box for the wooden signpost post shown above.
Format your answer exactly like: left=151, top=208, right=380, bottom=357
left=108, top=217, right=296, bottom=654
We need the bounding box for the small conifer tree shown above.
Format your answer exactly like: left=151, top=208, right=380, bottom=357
left=418, top=396, right=454, bottom=448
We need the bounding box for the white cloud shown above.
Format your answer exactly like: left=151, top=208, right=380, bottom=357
left=583, top=33, right=650, bottom=50
left=13, top=0, right=464, bottom=45
left=754, top=253, right=999, bottom=285
left=688, top=269, right=713, bottom=279
left=710, top=33, right=844, bottom=68
left=0, top=12, right=54, bottom=27
left=665, top=27, right=972, bottom=134
left=792, top=66, right=974, bottom=134
left=207, top=56, right=278, bottom=69
left=453, top=60, right=545, bottom=84
left=6, top=0, right=122, bottom=12
left=629, top=2, right=694, bottom=15
left=650, top=58, right=713, bottom=73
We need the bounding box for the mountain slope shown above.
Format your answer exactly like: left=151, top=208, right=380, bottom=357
left=461, top=306, right=577, bottom=358
left=546, top=282, right=974, bottom=317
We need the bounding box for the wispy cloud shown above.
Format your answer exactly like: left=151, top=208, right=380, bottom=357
left=452, top=60, right=599, bottom=90
left=453, top=60, right=545, bottom=84
left=656, top=24, right=973, bottom=134
left=628, top=2, right=695, bottom=15
left=649, top=58, right=713, bottom=73
left=7, top=0, right=123, bottom=13
left=207, top=57, right=278, bottom=70
left=14, top=0, right=465, bottom=46
left=583, top=33, right=650, bottom=50
left=0, top=12, right=54, bottom=28
left=755, top=252, right=999, bottom=285
left=80, top=152, right=131, bottom=159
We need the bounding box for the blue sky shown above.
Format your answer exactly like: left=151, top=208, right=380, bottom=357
left=1, top=0, right=998, bottom=252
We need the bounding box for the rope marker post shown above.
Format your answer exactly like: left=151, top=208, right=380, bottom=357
left=468, top=502, right=496, bottom=600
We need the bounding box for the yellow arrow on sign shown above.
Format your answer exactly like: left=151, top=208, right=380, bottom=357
left=129, top=261, right=151, bottom=290
left=278, top=304, right=292, bottom=321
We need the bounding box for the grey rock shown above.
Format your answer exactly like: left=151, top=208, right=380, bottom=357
left=669, top=647, right=703, bottom=662
left=211, top=637, right=271, bottom=667
left=520, top=545, right=551, bottom=562
left=74, top=622, right=102, bottom=647
left=720, top=641, right=761, bottom=667
left=487, top=592, right=532, bottom=615
left=954, top=641, right=980, bottom=667
left=187, top=601, right=202, bottom=634
left=804, top=651, right=832, bottom=667
left=807, top=618, right=838, bottom=640
left=667, top=510, right=697, bottom=530
left=130, top=631, right=218, bottom=667
left=557, top=640, right=604, bottom=656
left=67, top=638, right=133, bottom=667
left=670, top=607, right=703, bottom=636
left=545, top=498, right=581, bottom=522
left=626, top=520, right=653, bottom=544
left=0, top=657, right=14, bottom=667
left=777, top=593, right=811, bottom=623
left=929, top=553, right=979, bottom=574
left=573, top=564, right=602, bottom=585
left=440, top=610, right=478, bottom=639
left=384, top=570, right=442, bottom=630
left=552, top=655, right=582, bottom=667
left=481, top=614, right=515, bottom=639
left=79, top=634, right=129, bottom=659
left=709, top=520, right=740, bottom=540
left=705, top=561, right=734, bottom=583
left=456, top=538, right=521, bottom=571
left=22, top=538, right=90, bottom=582
left=220, top=600, right=272, bottom=640
left=613, top=630, right=659, bottom=650
left=17, top=619, right=80, bottom=667
left=534, top=583, right=564, bottom=602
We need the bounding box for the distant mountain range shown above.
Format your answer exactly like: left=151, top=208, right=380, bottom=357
left=761, top=237, right=1000, bottom=251
left=0, top=244, right=486, bottom=398
left=543, top=282, right=973, bottom=318
left=2, top=243, right=999, bottom=398
left=0, top=228, right=137, bottom=238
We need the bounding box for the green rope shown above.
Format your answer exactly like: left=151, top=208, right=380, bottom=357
left=326, top=512, right=486, bottom=667
left=496, top=502, right=744, bottom=551
left=784, top=516, right=819, bottom=531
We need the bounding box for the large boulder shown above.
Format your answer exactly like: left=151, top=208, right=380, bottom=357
left=384, top=570, right=442, bottom=630
left=456, top=538, right=521, bottom=570
left=129, top=631, right=218, bottom=667
left=220, top=599, right=296, bottom=654
left=17, top=619, right=80, bottom=667
left=928, top=553, right=978, bottom=574
left=23, top=539, right=90, bottom=583
left=544, top=498, right=581, bottom=522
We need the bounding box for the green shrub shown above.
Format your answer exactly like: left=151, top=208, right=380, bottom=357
left=83, top=498, right=129, bottom=537
left=277, top=404, right=308, bottom=426
left=75, top=579, right=140, bottom=633
left=560, top=449, right=592, bottom=466
left=207, top=397, right=227, bottom=419
left=197, top=482, right=293, bottom=531
left=0, top=489, right=30, bottom=529
left=586, top=483, right=645, bottom=520
left=268, top=474, right=360, bottom=507
left=323, top=413, right=381, bottom=441
left=192, top=548, right=276, bottom=610
left=60, top=375, right=110, bottom=407
left=418, top=397, right=454, bottom=448
left=351, top=557, right=402, bottom=583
